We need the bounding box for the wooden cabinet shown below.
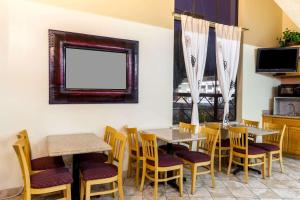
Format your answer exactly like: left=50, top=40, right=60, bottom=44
left=288, top=127, right=300, bottom=155
left=262, top=115, right=300, bottom=156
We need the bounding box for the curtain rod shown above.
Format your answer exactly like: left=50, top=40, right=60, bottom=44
left=173, top=12, right=249, bottom=31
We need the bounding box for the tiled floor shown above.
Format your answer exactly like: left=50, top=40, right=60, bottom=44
left=6, top=157, right=300, bottom=200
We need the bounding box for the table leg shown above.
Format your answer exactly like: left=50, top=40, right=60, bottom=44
left=72, top=154, right=80, bottom=200
left=232, top=158, right=261, bottom=175
left=166, top=143, right=186, bottom=189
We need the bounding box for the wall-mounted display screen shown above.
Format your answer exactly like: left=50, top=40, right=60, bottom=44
left=65, top=47, right=127, bottom=90
left=49, top=29, right=138, bottom=104
left=256, top=47, right=299, bottom=73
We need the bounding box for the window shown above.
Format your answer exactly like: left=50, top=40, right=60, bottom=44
left=173, top=0, right=238, bottom=124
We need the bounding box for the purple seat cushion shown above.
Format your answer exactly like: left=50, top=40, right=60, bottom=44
left=80, top=163, right=118, bottom=181
left=217, top=139, right=230, bottom=147
left=159, top=144, right=189, bottom=153
left=79, top=153, right=108, bottom=163
left=176, top=151, right=210, bottom=163
left=251, top=143, right=280, bottom=152
left=147, top=154, right=183, bottom=167
left=31, top=156, right=65, bottom=171
left=30, top=168, right=72, bottom=189
left=234, top=145, right=266, bottom=155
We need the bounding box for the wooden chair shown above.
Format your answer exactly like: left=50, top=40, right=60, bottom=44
left=179, top=122, right=197, bottom=150
left=140, top=133, right=183, bottom=200
left=242, top=119, right=260, bottom=143
left=80, top=131, right=127, bottom=200
left=126, top=127, right=144, bottom=187
left=79, top=126, right=117, bottom=164
left=13, top=138, right=72, bottom=200
left=17, top=130, right=65, bottom=173
left=177, top=127, right=219, bottom=194
left=252, top=122, right=287, bottom=176
left=204, top=122, right=229, bottom=172
left=159, top=122, right=196, bottom=153
left=227, top=127, right=266, bottom=183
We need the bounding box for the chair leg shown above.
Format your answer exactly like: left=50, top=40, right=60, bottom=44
left=164, top=171, right=167, bottom=186
left=268, top=153, right=272, bottom=177
left=211, top=162, right=215, bottom=188
left=127, top=157, right=132, bottom=178
left=219, top=148, right=222, bottom=172
left=262, top=155, right=266, bottom=179
left=112, top=182, right=116, bottom=198
left=154, top=171, right=158, bottom=200
left=85, top=182, right=91, bottom=200
left=140, top=161, right=146, bottom=192
left=244, top=158, right=248, bottom=184
left=66, top=184, right=71, bottom=200
left=135, top=159, right=140, bottom=187
left=191, top=165, right=197, bottom=195
left=118, top=176, right=124, bottom=200
left=179, top=167, right=183, bottom=197
left=227, top=150, right=233, bottom=175
left=80, top=179, right=84, bottom=200
left=279, top=151, right=284, bottom=173
left=23, top=189, right=31, bottom=200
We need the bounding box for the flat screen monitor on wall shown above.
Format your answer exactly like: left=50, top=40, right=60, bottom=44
left=65, top=47, right=127, bottom=90
left=256, top=47, right=299, bottom=73
left=49, top=29, right=139, bottom=104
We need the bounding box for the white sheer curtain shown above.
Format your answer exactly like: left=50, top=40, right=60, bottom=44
left=215, top=23, right=242, bottom=125
left=181, top=15, right=209, bottom=125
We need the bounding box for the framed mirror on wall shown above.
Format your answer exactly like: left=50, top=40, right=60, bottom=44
left=49, top=30, right=139, bottom=104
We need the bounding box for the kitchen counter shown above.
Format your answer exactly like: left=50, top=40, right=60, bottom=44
left=263, top=114, right=300, bottom=120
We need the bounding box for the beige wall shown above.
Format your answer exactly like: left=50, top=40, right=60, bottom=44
left=29, top=0, right=174, bottom=29
left=0, top=0, right=173, bottom=190
left=239, top=0, right=283, bottom=47
left=282, top=12, right=300, bottom=32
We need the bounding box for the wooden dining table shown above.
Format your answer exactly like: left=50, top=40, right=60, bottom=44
left=47, top=133, right=111, bottom=200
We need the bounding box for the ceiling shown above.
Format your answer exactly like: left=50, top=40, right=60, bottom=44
left=274, top=0, right=300, bottom=28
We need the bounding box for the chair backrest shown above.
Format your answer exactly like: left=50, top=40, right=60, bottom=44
left=16, top=130, right=32, bottom=171
left=104, top=126, right=117, bottom=146
left=13, top=138, right=31, bottom=191
left=242, top=119, right=259, bottom=142
left=140, top=133, right=158, bottom=168
left=204, top=122, right=221, bottom=147
left=197, top=127, right=219, bottom=159
left=126, top=128, right=141, bottom=158
left=242, top=119, right=259, bottom=128
left=263, top=122, right=287, bottom=148
left=228, top=127, right=248, bottom=154
left=179, top=122, right=196, bottom=134
left=110, top=132, right=127, bottom=176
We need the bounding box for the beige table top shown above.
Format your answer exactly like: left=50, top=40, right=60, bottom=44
left=142, top=128, right=205, bottom=143
left=47, top=133, right=111, bottom=157
left=229, top=124, right=279, bottom=136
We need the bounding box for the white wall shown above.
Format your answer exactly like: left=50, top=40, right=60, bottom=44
left=0, top=0, right=282, bottom=191
left=238, top=44, right=281, bottom=123
left=0, top=0, right=173, bottom=190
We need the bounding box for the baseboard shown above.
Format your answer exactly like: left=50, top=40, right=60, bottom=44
left=0, top=187, right=23, bottom=199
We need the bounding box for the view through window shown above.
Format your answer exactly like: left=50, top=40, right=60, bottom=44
left=173, top=0, right=238, bottom=124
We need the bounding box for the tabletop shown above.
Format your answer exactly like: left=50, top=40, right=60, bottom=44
left=142, top=128, right=205, bottom=143
left=47, top=133, right=112, bottom=157
left=228, top=124, right=279, bottom=136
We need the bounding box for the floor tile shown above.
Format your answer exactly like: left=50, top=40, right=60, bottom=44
left=250, top=188, right=281, bottom=199
left=271, top=188, right=299, bottom=198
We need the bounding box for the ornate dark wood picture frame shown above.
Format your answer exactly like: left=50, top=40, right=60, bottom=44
left=49, top=29, right=139, bottom=104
